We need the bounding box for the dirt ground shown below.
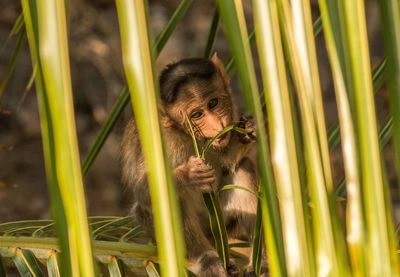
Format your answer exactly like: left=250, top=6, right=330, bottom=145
left=0, top=0, right=396, bottom=227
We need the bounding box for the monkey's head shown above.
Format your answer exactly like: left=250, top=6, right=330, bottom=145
left=159, top=54, right=235, bottom=150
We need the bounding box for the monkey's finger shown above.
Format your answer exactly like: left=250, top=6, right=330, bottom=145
left=197, top=183, right=214, bottom=193
left=193, top=171, right=215, bottom=179
left=189, top=172, right=215, bottom=183
left=192, top=177, right=216, bottom=186
left=197, top=165, right=215, bottom=173
left=189, top=166, right=214, bottom=177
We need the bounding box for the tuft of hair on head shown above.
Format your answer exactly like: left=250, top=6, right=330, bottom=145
left=159, top=58, right=217, bottom=104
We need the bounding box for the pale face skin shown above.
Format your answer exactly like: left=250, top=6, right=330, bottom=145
left=165, top=75, right=234, bottom=149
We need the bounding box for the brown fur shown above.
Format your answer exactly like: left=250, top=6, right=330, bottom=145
left=121, top=54, right=259, bottom=276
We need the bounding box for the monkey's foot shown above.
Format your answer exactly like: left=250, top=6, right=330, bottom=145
left=227, top=262, right=240, bottom=276
left=243, top=266, right=269, bottom=277
left=195, top=250, right=228, bottom=277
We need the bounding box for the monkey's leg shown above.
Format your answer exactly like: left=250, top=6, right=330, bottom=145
left=182, top=201, right=229, bottom=277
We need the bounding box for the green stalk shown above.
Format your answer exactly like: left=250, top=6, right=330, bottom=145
left=277, top=0, right=350, bottom=275
left=115, top=1, right=185, bottom=276
left=319, top=0, right=366, bottom=274
left=22, top=0, right=92, bottom=276
left=0, top=236, right=157, bottom=259
left=36, top=0, right=96, bottom=275
left=185, top=118, right=230, bottom=269
left=254, top=0, right=314, bottom=275
left=216, top=1, right=286, bottom=276
left=328, top=58, right=388, bottom=152
left=342, top=0, right=399, bottom=274
left=379, top=0, right=400, bottom=185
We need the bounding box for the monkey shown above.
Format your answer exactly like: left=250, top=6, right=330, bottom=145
left=121, top=54, right=261, bottom=277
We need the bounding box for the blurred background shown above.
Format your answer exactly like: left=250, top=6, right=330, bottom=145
left=0, top=0, right=392, bottom=223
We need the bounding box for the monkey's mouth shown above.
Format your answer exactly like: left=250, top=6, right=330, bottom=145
left=211, top=132, right=231, bottom=149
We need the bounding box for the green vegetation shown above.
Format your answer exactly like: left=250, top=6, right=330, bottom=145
left=1, top=0, right=399, bottom=276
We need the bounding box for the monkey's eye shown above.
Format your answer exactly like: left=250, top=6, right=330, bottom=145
left=190, top=111, right=203, bottom=119
left=208, top=98, right=219, bottom=110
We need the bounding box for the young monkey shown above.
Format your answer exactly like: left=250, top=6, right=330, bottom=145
left=121, top=54, right=260, bottom=277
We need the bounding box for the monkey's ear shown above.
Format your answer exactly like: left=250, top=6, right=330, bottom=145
left=161, top=115, right=174, bottom=128
left=159, top=106, right=174, bottom=128
left=211, top=52, right=230, bottom=86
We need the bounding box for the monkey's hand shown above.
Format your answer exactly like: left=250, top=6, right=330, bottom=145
left=174, top=157, right=216, bottom=193
left=237, top=116, right=256, bottom=144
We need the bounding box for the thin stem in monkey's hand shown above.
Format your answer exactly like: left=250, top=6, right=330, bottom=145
left=185, top=114, right=201, bottom=158
left=185, top=115, right=247, bottom=159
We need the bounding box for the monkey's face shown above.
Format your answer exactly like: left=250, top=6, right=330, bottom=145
left=166, top=76, right=234, bottom=150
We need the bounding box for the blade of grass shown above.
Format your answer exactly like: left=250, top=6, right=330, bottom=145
left=218, top=184, right=258, bottom=198
left=92, top=217, right=133, bottom=238
left=216, top=1, right=286, bottom=276
left=82, top=0, right=193, bottom=177
left=47, top=250, right=60, bottom=277
left=115, top=1, right=186, bottom=276
left=203, top=9, right=220, bottom=58
left=107, top=256, right=125, bottom=277
left=251, top=200, right=263, bottom=276
left=379, top=0, right=400, bottom=183
left=12, top=248, right=43, bottom=277
left=201, top=125, right=246, bottom=159
left=254, top=0, right=316, bottom=275
left=202, top=192, right=230, bottom=269
left=119, top=226, right=143, bottom=242
left=153, top=0, right=193, bottom=55
left=229, top=242, right=251, bottom=248
left=0, top=13, right=24, bottom=54
left=10, top=13, right=25, bottom=36
left=0, top=31, right=25, bottom=98
left=342, top=0, right=399, bottom=274
left=82, top=87, right=129, bottom=176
